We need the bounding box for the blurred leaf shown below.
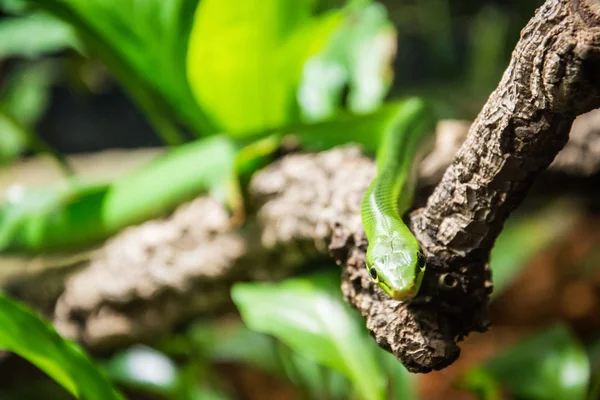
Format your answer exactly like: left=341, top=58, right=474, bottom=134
left=232, top=271, right=386, bottom=400
left=29, top=0, right=216, bottom=142
left=587, top=339, right=600, bottom=400
left=187, top=0, right=342, bottom=135
left=377, top=349, right=417, bottom=400
left=0, top=293, right=124, bottom=399
left=107, top=344, right=234, bottom=400
left=467, top=6, right=510, bottom=91
left=0, top=12, right=77, bottom=58
left=190, top=319, right=282, bottom=374
left=414, top=0, right=455, bottom=74
left=458, top=324, right=589, bottom=400
left=490, top=200, right=580, bottom=298
left=0, top=182, right=106, bottom=251
left=187, top=387, right=232, bottom=400
left=0, top=110, right=29, bottom=162
left=279, top=346, right=351, bottom=400
left=187, top=320, right=351, bottom=400
left=0, top=0, right=30, bottom=14
left=0, top=135, right=236, bottom=252
left=105, top=345, right=178, bottom=396
left=0, top=62, right=67, bottom=167
left=298, top=2, right=396, bottom=121
left=0, top=105, right=69, bottom=171
left=0, top=62, right=55, bottom=128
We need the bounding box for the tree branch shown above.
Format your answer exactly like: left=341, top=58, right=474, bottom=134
left=407, top=0, right=600, bottom=370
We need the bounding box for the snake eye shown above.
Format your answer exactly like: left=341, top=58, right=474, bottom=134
left=369, top=267, right=378, bottom=281
left=417, top=251, right=426, bottom=269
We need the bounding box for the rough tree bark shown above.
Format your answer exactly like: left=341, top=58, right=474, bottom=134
left=3, top=0, right=600, bottom=373
left=403, top=0, right=600, bottom=371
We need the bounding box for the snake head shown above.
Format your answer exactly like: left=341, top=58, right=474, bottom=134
left=365, top=237, right=426, bottom=301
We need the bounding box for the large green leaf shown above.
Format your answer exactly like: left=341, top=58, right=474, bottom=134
left=298, top=2, right=396, bottom=122
left=0, top=293, right=123, bottom=399
left=231, top=271, right=387, bottom=400
left=458, top=324, right=590, bottom=400
left=28, top=0, right=216, bottom=142
left=187, top=0, right=342, bottom=135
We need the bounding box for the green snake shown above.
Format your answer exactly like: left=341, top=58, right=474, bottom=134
left=361, top=98, right=434, bottom=301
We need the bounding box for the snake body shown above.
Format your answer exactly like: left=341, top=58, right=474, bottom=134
left=361, top=98, right=433, bottom=301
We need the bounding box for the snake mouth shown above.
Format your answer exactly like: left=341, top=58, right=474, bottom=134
left=377, top=280, right=419, bottom=302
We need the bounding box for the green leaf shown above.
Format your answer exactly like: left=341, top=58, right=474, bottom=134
left=188, top=320, right=351, bottom=399
left=187, top=0, right=342, bottom=135
left=105, top=345, right=178, bottom=396
left=377, top=350, right=417, bottom=400
left=467, top=5, right=510, bottom=91
left=0, top=12, right=78, bottom=58
left=0, top=62, right=67, bottom=167
left=298, top=2, right=396, bottom=121
left=189, top=320, right=283, bottom=374
left=0, top=62, right=55, bottom=128
left=458, top=324, right=590, bottom=400
left=231, top=271, right=386, bottom=400
left=0, top=135, right=237, bottom=252
left=0, top=293, right=124, bottom=399
left=0, top=0, right=30, bottom=14
left=0, top=110, right=30, bottom=163
left=278, top=347, right=351, bottom=400
left=28, top=0, right=216, bottom=141
left=490, top=200, right=580, bottom=298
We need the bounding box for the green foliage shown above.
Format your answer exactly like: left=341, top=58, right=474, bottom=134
left=105, top=345, right=179, bottom=396
left=0, top=111, right=30, bottom=163
left=467, top=5, right=510, bottom=91
left=490, top=200, right=581, bottom=298
left=0, top=0, right=402, bottom=254
left=0, top=12, right=78, bottom=58
left=187, top=0, right=396, bottom=134
left=458, top=324, right=590, bottom=400
left=232, top=270, right=415, bottom=400
left=0, top=102, right=416, bottom=253
left=298, top=2, right=395, bottom=121
left=0, top=293, right=123, bottom=399
left=1, top=62, right=55, bottom=128
left=186, top=319, right=353, bottom=399
left=377, top=350, right=417, bottom=400
left=0, top=62, right=59, bottom=164
left=27, top=0, right=216, bottom=142
left=187, top=0, right=342, bottom=134
left=106, top=344, right=235, bottom=400
left=0, top=135, right=237, bottom=252
left=0, top=0, right=29, bottom=14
